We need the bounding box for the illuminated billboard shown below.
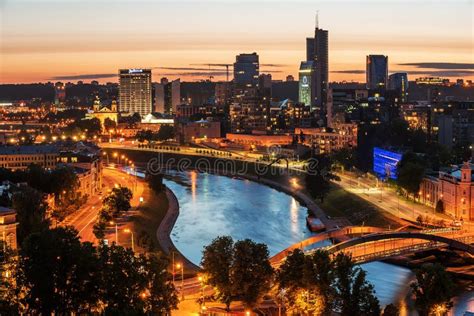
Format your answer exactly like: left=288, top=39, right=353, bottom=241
left=373, top=147, right=402, bottom=180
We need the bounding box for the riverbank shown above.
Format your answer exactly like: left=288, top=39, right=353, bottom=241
left=156, top=187, right=200, bottom=273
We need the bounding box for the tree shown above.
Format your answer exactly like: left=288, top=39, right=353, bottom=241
left=142, top=254, right=179, bottom=314
left=104, top=117, right=117, bottom=132
left=0, top=241, right=18, bottom=314
left=331, top=148, right=358, bottom=171
left=277, top=249, right=333, bottom=314
left=17, top=227, right=100, bottom=314
left=305, top=154, right=340, bottom=203
left=332, top=253, right=380, bottom=316
left=157, top=125, right=175, bottom=141
left=411, top=263, right=455, bottom=316
left=96, top=244, right=147, bottom=313
left=435, top=200, right=444, bottom=214
left=146, top=172, right=164, bottom=194
left=93, top=219, right=106, bottom=240
left=231, top=239, right=274, bottom=309
left=12, top=187, right=49, bottom=244
left=201, top=236, right=234, bottom=310
left=397, top=152, right=425, bottom=199
left=382, top=303, right=400, bottom=316
left=102, top=186, right=133, bottom=216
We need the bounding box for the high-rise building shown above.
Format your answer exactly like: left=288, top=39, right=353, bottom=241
left=366, top=55, right=388, bottom=90
left=388, top=72, right=409, bottom=103
left=299, top=61, right=316, bottom=107
left=119, top=68, right=152, bottom=118
left=54, top=81, right=66, bottom=106
left=306, top=26, right=329, bottom=112
left=154, top=79, right=181, bottom=115
left=233, top=53, right=259, bottom=89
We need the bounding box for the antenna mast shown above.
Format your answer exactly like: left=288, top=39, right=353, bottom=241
left=315, top=10, right=319, bottom=29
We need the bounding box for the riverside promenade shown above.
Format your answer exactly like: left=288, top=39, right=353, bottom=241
left=157, top=187, right=200, bottom=271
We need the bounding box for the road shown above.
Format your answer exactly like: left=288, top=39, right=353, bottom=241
left=335, top=172, right=458, bottom=225
left=62, top=166, right=145, bottom=244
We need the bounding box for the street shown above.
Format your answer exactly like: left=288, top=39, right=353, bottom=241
left=62, top=166, right=145, bottom=244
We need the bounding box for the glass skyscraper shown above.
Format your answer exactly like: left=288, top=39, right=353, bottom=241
left=233, top=53, right=259, bottom=89
left=366, top=55, right=388, bottom=90
left=305, top=27, right=328, bottom=111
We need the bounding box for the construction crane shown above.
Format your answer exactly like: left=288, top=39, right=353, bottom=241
left=191, top=63, right=233, bottom=82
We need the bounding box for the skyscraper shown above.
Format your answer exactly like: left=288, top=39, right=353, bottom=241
left=119, top=68, right=152, bottom=118
left=154, top=78, right=181, bottom=114
left=233, top=53, right=259, bottom=89
left=299, top=61, right=316, bottom=107
left=388, top=72, right=409, bottom=103
left=366, top=55, right=388, bottom=90
left=305, top=25, right=328, bottom=112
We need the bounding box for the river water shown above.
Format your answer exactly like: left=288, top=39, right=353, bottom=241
left=165, top=170, right=474, bottom=315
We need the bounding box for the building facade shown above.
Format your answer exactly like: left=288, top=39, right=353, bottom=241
left=119, top=69, right=152, bottom=118
left=388, top=72, right=409, bottom=103
left=366, top=55, right=388, bottom=90
left=85, top=96, right=119, bottom=132
left=420, top=162, right=474, bottom=220
left=0, top=207, right=18, bottom=250
left=154, top=78, right=181, bottom=114
left=0, top=145, right=58, bottom=170
left=299, top=61, right=316, bottom=108
left=306, top=27, right=329, bottom=113
left=233, top=53, right=259, bottom=89
left=295, top=123, right=358, bottom=154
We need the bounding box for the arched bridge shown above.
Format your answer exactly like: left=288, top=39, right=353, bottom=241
left=271, top=227, right=474, bottom=265
left=325, top=230, right=474, bottom=263
left=270, top=226, right=386, bottom=264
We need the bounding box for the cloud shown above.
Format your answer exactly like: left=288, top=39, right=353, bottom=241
left=331, top=70, right=365, bottom=74
left=398, top=62, right=474, bottom=70
left=50, top=73, right=117, bottom=80
left=402, top=70, right=474, bottom=77
left=154, top=66, right=222, bottom=71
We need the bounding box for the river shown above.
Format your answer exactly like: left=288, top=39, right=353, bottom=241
left=164, top=170, right=474, bottom=315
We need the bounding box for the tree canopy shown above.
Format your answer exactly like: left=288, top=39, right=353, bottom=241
left=201, top=236, right=274, bottom=311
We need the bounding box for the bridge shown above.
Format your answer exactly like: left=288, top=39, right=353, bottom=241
left=270, top=226, right=474, bottom=265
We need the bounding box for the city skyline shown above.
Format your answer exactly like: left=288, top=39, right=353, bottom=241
left=1, top=0, right=473, bottom=84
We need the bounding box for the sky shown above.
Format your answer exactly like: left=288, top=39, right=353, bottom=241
left=0, top=0, right=473, bottom=83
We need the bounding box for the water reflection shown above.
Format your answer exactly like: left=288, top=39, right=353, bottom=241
left=165, top=171, right=473, bottom=315
left=166, top=171, right=312, bottom=264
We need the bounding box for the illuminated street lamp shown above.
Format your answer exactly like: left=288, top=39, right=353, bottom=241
left=176, top=263, right=184, bottom=300
left=110, top=221, right=118, bottom=244
left=123, top=228, right=134, bottom=252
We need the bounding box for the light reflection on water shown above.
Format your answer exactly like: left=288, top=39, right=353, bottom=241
left=165, top=170, right=473, bottom=315
left=166, top=170, right=312, bottom=265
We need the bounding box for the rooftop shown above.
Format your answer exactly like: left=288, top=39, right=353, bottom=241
left=0, top=206, right=16, bottom=216
left=0, top=144, right=58, bottom=155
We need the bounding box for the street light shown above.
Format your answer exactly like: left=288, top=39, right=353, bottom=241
left=176, top=263, right=184, bottom=300
left=123, top=228, right=134, bottom=252
left=110, top=221, right=118, bottom=244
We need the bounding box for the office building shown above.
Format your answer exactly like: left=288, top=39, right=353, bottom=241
left=233, top=53, right=259, bottom=89
left=306, top=26, right=329, bottom=112
left=119, top=68, right=152, bottom=118
left=389, top=72, right=409, bottom=103
left=154, top=78, right=181, bottom=114
left=230, top=93, right=269, bottom=133
left=299, top=61, right=317, bottom=107
left=366, top=55, right=388, bottom=89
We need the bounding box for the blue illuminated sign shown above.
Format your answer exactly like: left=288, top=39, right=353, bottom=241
left=373, top=147, right=402, bottom=180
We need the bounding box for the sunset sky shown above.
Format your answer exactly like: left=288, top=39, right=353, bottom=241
left=1, top=0, right=473, bottom=84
